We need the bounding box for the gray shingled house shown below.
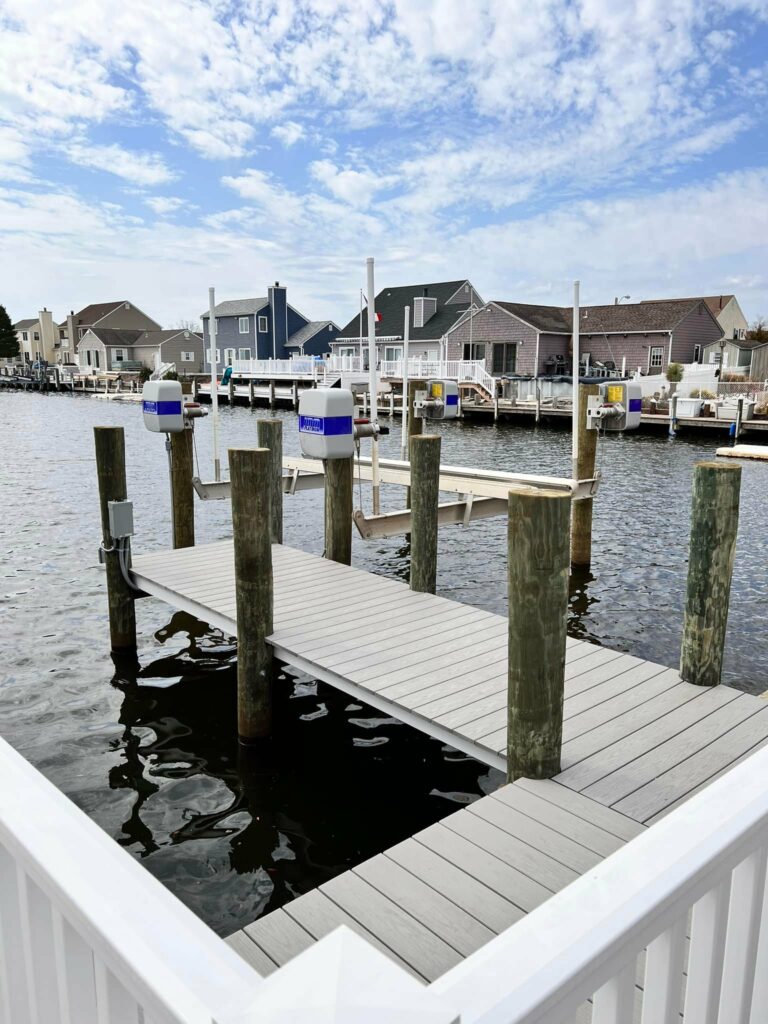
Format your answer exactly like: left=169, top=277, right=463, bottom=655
left=78, top=327, right=205, bottom=373
left=444, top=298, right=725, bottom=378
left=332, top=279, right=484, bottom=365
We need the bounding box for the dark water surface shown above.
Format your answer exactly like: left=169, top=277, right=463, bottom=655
left=1, top=391, right=766, bottom=935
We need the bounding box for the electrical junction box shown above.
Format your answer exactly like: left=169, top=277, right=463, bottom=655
left=108, top=500, right=134, bottom=539
left=142, top=380, right=185, bottom=433
left=586, top=381, right=642, bottom=431
left=298, top=388, right=355, bottom=459
left=417, top=379, right=460, bottom=420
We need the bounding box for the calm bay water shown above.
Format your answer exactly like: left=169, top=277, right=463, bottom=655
left=1, top=391, right=766, bottom=935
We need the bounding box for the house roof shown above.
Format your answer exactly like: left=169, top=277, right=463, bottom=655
left=642, top=295, right=736, bottom=318
left=336, top=280, right=475, bottom=341
left=14, top=319, right=37, bottom=330
left=201, top=298, right=268, bottom=319
left=286, top=320, right=337, bottom=349
left=85, top=327, right=203, bottom=348
left=493, top=298, right=712, bottom=335
left=701, top=336, right=768, bottom=351
left=72, top=301, right=126, bottom=326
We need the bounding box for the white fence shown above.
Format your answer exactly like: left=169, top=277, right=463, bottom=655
left=5, top=731, right=768, bottom=1021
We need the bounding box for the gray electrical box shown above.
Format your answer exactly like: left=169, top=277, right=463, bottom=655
left=108, top=500, right=134, bottom=539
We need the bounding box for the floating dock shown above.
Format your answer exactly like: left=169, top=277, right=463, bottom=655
left=130, top=541, right=768, bottom=982
left=717, top=443, right=768, bottom=460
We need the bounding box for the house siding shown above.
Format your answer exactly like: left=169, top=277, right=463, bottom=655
left=78, top=335, right=107, bottom=370
left=714, top=298, right=749, bottom=341
left=579, top=332, right=670, bottom=374
left=297, top=323, right=336, bottom=357
left=445, top=307, right=539, bottom=374
left=159, top=334, right=205, bottom=373
left=269, top=286, right=288, bottom=358
left=671, top=305, right=723, bottom=363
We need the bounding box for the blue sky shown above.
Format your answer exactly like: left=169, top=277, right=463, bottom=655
left=1, top=0, right=767, bottom=328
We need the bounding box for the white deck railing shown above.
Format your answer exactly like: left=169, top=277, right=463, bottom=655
left=6, top=731, right=768, bottom=1021
left=378, top=358, right=496, bottom=397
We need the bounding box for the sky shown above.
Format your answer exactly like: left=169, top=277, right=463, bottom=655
left=1, top=0, right=767, bottom=329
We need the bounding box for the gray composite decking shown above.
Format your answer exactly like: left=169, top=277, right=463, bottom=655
left=130, top=540, right=768, bottom=983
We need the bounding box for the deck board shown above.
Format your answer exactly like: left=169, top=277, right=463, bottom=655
left=130, top=540, right=768, bottom=984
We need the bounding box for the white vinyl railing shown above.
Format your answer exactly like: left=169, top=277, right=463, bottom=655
left=378, top=359, right=497, bottom=397
left=0, top=737, right=263, bottom=1023
left=4, top=727, right=768, bottom=1020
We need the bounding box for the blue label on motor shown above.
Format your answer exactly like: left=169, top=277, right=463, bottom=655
left=629, top=398, right=642, bottom=413
left=143, top=400, right=182, bottom=415
left=446, top=394, right=459, bottom=406
left=299, top=414, right=353, bottom=436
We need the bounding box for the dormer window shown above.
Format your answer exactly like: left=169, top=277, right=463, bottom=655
left=414, top=296, right=437, bottom=328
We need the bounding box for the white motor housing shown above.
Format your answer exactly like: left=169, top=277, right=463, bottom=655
left=417, top=379, right=460, bottom=420
left=586, top=381, right=642, bottom=431
left=142, top=380, right=185, bottom=433
left=298, top=388, right=355, bottom=459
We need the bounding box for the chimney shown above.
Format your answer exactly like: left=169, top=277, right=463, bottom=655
left=719, top=295, right=724, bottom=310
left=614, top=297, right=618, bottom=304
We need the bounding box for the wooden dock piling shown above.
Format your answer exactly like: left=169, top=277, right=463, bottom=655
left=229, top=447, right=274, bottom=740
left=257, top=419, right=283, bottom=544
left=507, top=486, right=571, bottom=781
left=680, top=461, right=741, bottom=687
left=170, top=427, right=195, bottom=549
left=323, top=457, right=353, bottom=565
left=410, top=434, right=441, bottom=594
left=571, top=383, right=599, bottom=568
left=405, top=380, right=425, bottom=508
left=94, top=426, right=137, bottom=651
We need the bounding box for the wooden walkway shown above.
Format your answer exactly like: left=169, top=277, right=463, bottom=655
left=130, top=541, right=768, bottom=983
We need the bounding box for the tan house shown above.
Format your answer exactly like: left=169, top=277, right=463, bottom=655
left=78, top=327, right=205, bottom=373
left=643, top=295, right=749, bottom=344
left=67, top=301, right=162, bottom=353
left=13, top=309, right=65, bottom=364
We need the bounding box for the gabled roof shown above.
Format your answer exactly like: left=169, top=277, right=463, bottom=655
left=85, top=327, right=143, bottom=346
left=201, top=298, right=268, bottom=319
left=642, top=295, right=736, bottom=318
left=72, top=301, right=127, bottom=326
left=702, top=336, right=767, bottom=351
left=336, top=280, right=476, bottom=341
left=14, top=318, right=37, bottom=330
left=286, top=320, right=338, bottom=349
left=492, top=298, right=716, bottom=335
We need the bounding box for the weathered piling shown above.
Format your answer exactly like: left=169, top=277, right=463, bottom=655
left=507, top=486, right=571, bottom=781
left=410, top=434, right=441, bottom=594
left=228, top=376, right=235, bottom=403
left=248, top=380, right=255, bottom=407
left=170, top=426, right=195, bottom=549
left=680, top=462, right=741, bottom=687
left=229, top=447, right=274, bottom=740
left=94, top=426, right=137, bottom=651
left=269, top=380, right=276, bottom=409
left=324, top=457, right=353, bottom=565
left=257, top=418, right=283, bottom=544
left=570, top=383, right=599, bottom=568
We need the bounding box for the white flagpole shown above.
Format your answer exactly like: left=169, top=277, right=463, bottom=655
left=401, top=306, right=410, bottom=459
left=208, top=286, right=221, bottom=482
left=572, top=279, right=580, bottom=484
left=366, top=257, right=380, bottom=514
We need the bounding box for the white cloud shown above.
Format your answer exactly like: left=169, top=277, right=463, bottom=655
left=144, top=195, right=190, bottom=215
left=69, top=142, right=177, bottom=186
left=271, top=121, right=305, bottom=147
left=309, top=160, right=397, bottom=208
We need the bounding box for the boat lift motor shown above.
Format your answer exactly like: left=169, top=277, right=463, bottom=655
left=415, top=380, right=460, bottom=421
left=142, top=380, right=208, bottom=432
left=586, top=381, right=642, bottom=432
left=298, top=388, right=389, bottom=459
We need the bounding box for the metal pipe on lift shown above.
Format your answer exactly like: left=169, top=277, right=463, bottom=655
left=208, top=286, right=221, bottom=482
left=401, top=305, right=410, bottom=459
left=572, top=280, right=580, bottom=484
left=366, top=257, right=381, bottom=515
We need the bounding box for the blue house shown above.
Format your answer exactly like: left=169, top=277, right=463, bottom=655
left=201, top=282, right=339, bottom=371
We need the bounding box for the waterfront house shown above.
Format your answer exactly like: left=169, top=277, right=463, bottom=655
left=67, top=301, right=162, bottom=357
left=78, top=327, right=205, bottom=373
left=700, top=336, right=768, bottom=379
left=13, top=309, right=68, bottom=364
left=332, top=279, right=484, bottom=366
left=444, top=297, right=724, bottom=378
left=642, top=294, right=749, bottom=342
left=200, top=282, right=339, bottom=370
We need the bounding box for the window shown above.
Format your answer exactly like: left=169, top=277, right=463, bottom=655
left=693, top=344, right=702, bottom=363
left=114, top=350, right=124, bottom=362
left=207, top=349, right=221, bottom=365
left=384, top=346, right=402, bottom=362
left=94, top=351, right=100, bottom=369
left=239, top=316, right=249, bottom=334
left=463, top=342, right=486, bottom=361
left=181, top=351, right=195, bottom=362
left=21, top=332, right=28, bottom=341
left=238, top=348, right=251, bottom=360
left=224, top=348, right=235, bottom=366
left=649, top=346, right=664, bottom=370
left=492, top=343, right=516, bottom=375
left=258, top=315, right=268, bottom=333
left=86, top=351, right=92, bottom=366
left=33, top=332, right=40, bottom=341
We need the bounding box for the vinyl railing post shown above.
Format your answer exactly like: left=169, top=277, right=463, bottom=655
left=257, top=419, right=283, bottom=544
left=94, top=426, right=137, bottom=651
left=507, top=486, right=571, bottom=781
left=570, top=383, right=599, bottom=568
left=410, top=434, right=441, bottom=594
left=229, top=447, right=274, bottom=740
left=323, top=457, right=353, bottom=565
left=406, top=379, right=425, bottom=508
left=170, top=426, right=195, bottom=548
left=680, top=461, right=741, bottom=687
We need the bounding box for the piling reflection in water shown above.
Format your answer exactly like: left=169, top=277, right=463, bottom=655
left=108, top=612, right=502, bottom=936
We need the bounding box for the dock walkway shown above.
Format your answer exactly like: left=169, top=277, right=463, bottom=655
left=130, top=542, right=768, bottom=982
